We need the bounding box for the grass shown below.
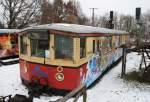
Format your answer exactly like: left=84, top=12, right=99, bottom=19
left=123, top=69, right=150, bottom=84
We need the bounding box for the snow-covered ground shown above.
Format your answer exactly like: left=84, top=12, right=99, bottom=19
left=1, top=52, right=150, bottom=102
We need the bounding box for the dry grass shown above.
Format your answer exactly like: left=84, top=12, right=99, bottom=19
left=124, top=69, right=150, bottom=84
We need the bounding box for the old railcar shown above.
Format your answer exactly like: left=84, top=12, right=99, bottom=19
left=19, top=23, right=129, bottom=91
left=0, top=29, right=19, bottom=59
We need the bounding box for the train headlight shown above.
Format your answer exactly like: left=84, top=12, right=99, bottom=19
left=57, top=66, right=63, bottom=72
left=55, top=73, right=64, bottom=81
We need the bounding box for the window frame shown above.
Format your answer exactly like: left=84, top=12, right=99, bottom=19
left=20, top=34, right=28, bottom=55
left=101, top=36, right=112, bottom=54
left=29, top=31, right=50, bottom=58
left=80, top=37, right=86, bottom=59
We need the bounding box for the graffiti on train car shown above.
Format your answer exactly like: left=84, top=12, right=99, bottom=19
left=84, top=36, right=123, bottom=87
left=0, top=34, right=18, bottom=58
left=32, top=66, right=49, bottom=78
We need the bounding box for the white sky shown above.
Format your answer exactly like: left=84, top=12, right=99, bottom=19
left=64, top=0, right=150, bottom=17
left=1, top=0, right=150, bottom=20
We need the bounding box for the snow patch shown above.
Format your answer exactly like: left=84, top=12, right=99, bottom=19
left=0, top=53, right=150, bottom=102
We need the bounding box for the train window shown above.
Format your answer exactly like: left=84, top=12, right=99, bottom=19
left=119, top=36, right=122, bottom=46
left=55, top=35, right=73, bottom=60
left=10, top=35, right=18, bottom=48
left=101, top=37, right=112, bottom=53
left=115, top=36, right=119, bottom=47
left=29, top=30, right=49, bottom=58
left=0, top=43, right=3, bottom=50
left=122, top=35, right=126, bottom=44
left=31, top=39, right=49, bottom=58
left=29, top=31, right=48, bottom=40
left=108, top=36, right=112, bottom=48
left=20, top=35, right=28, bottom=54
left=80, top=37, right=86, bottom=58
left=30, top=31, right=50, bottom=58
left=96, top=40, right=100, bottom=52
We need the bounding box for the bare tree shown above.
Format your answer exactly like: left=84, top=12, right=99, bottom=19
left=95, top=12, right=118, bottom=29
left=96, top=13, right=110, bottom=28
left=40, top=0, right=53, bottom=24
left=0, top=0, right=41, bottom=29
left=143, top=10, right=150, bottom=39
left=52, top=0, right=64, bottom=23
left=39, top=0, right=88, bottom=25
left=64, top=0, right=78, bottom=23
left=118, top=15, right=134, bottom=32
left=0, top=22, right=4, bottom=28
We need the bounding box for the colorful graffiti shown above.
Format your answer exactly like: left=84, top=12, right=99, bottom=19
left=84, top=54, right=102, bottom=86
left=83, top=36, right=123, bottom=87
left=0, top=34, right=18, bottom=58
left=32, top=66, right=49, bottom=78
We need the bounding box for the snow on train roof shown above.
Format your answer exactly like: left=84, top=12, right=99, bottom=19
left=23, top=23, right=128, bottom=34
left=0, top=29, right=19, bottom=34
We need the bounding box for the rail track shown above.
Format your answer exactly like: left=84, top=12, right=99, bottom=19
left=0, top=85, right=87, bottom=102
left=0, top=55, right=19, bottom=66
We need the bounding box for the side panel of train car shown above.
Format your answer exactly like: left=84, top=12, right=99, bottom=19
left=19, top=24, right=129, bottom=91
left=0, top=29, right=19, bottom=58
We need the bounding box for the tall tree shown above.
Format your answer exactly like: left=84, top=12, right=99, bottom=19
left=40, top=0, right=53, bottom=24
left=39, top=0, right=88, bottom=25
left=118, top=15, right=134, bottom=32
left=0, top=22, right=4, bottom=28
left=0, top=0, right=41, bottom=28
left=53, top=0, right=64, bottom=23
left=64, top=0, right=78, bottom=23
left=144, top=10, right=150, bottom=36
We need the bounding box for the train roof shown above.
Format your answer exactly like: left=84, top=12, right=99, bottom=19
left=22, top=23, right=129, bottom=36
left=0, top=29, right=19, bottom=35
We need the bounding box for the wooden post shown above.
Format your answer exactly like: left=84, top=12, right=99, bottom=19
left=143, top=48, right=150, bottom=73
left=139, top=55, right=143, bottom=70
left=55, top=85, right=86, bottom=102
left=73, top=92, right=82, bottom=102
left=83, top=86, right=87, bottom=102
left=121, top=47, right=126, bottom=77
left=73, top=86, right=87, bottom=102
left=142, top=48, right=147, bottom=68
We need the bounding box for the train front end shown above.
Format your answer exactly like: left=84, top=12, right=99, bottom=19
left=19, top=28, right=88, bottom=91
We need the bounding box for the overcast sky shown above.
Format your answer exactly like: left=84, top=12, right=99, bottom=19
left=65, top=0, right=150, bottom=17
left=1, top=0, right=150, bottom=20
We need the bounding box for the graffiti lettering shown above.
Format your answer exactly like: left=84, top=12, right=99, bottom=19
left=32, top=66, right=48, bottom=78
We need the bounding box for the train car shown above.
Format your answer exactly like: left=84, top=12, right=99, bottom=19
left=19, top=23, right=129, bottom=92
left=0, top=29, right=19, bottom=59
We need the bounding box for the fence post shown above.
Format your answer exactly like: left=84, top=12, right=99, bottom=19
left=83, top=86, right=87, bottom=102
left=121, top=47, right=126, bottom=77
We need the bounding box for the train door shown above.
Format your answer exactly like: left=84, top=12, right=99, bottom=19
left=91, top=39, right=101, bottom=69
left=84, top=38, right=102, bottom=86
left=95, top=39, right=101, bottom=67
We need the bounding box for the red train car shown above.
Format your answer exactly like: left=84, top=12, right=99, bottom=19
left=0, top=29, right=19, bottom=59
left=19, top=23, right=129, bottom=92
